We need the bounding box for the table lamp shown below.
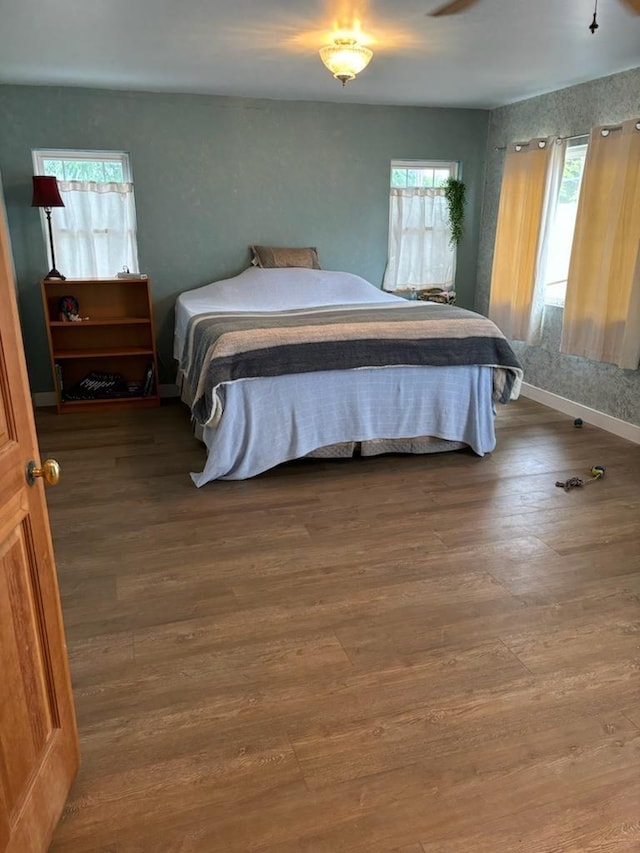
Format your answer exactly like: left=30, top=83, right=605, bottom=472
left=31, top=175, right=66, bottom=280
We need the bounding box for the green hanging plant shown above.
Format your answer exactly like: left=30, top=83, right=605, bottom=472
left=443, top=177, right=466, bottom=248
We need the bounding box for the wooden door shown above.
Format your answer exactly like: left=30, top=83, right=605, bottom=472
left=0, top=187, right=79, bottom=850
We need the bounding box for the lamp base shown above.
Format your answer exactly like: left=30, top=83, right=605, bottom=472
left=45, top=267, right=66, bottom=280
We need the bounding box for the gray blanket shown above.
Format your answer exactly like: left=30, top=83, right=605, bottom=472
left=181, top=302, right=523, bottom=426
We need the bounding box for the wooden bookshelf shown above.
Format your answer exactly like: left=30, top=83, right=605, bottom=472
left=41, top=277, right=160, bottom=413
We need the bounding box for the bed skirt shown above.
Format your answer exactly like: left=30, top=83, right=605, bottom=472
left=305, top=437, right=467, bottom=458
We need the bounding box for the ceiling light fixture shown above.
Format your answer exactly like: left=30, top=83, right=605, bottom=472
left=319, top=37, right=373, bottom=86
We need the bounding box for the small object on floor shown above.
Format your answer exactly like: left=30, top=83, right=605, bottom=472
left=574, top=418, right=583, bottom=427
left=555, top=465, right=605, bottom=492
left=556, top=476, right=584, bottom=491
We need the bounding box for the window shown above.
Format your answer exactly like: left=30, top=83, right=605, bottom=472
left=383, top=160, right=459, bottom=294
left=32, top=149, right=139, bottom=279
left=544, top=138, right=588, bottom=307
left=38, top=151, right=129, bottom=183
left=391, top=161, right=457, bottom=190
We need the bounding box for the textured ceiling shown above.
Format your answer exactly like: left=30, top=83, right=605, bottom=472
left=0, top=0, right=639, bottom=108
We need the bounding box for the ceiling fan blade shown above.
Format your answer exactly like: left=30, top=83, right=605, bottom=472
left=428, top=0, right=480, bottom=16
left=618, top=0, right=640, bottom=13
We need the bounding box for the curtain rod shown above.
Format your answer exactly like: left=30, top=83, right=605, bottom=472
left=494, top=132, right=588, bottom=151
left=494, top=121, right=640, bottom=152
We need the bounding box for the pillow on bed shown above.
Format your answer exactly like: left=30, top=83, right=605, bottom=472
left=251, top=245, right=321, bottom=270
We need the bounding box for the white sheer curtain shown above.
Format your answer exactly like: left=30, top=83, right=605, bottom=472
left=382, top=188, right=454, bottom=292
left=489, top=137, right=565, bottom=344
left=561, top=119, right=640, bottom=369
left=53, top=181, right=139, bottom=278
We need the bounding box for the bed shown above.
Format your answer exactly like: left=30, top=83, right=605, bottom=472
left=174, top=267, right=522, bottom=485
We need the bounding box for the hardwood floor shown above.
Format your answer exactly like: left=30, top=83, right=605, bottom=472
left=40, top=398, right=640, bottom=852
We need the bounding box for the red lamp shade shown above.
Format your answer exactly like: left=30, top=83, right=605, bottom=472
left=31, top=175, right=65, bottom=209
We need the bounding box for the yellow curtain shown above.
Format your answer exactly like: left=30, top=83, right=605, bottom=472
left=489, top=138, right=556, bottom=344
left=561, top=119, right=640, bottom=369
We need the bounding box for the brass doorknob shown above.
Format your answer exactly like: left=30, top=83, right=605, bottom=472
left=26, top=458, right=61, bottom=486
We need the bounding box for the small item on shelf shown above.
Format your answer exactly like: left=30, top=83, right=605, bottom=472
left=64, top=371, right=129, bottom=401
left=116, top=265, right=148, bottom=280
left=54, top=363, right=64, bottom=396
left=58, top=295, right=89, bottom=321
left=417, top=287, right=456, bottom=305
left=142, top=363, right=155, bottom=397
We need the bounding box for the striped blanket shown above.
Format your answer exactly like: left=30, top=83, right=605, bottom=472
left=181, top=302, right=523, bottom=426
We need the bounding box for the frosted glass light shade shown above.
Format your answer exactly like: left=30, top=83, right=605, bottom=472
left=319, top=39, right=373, bottom=85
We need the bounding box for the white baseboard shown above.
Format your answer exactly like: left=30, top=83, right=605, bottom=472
left=33, top=383, right=180, bottom=408
left=32, top=381, right=640, bottom=445
left=33, top=391, right=57, bottom=407
left=159, top=383, right=179, bottom=398
left=520, top=382, right=640, bottom=445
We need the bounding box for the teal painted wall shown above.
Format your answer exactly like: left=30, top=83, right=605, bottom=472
left=0, top=85, right=489, bottom=392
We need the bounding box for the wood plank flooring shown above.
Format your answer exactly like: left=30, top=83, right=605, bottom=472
left=39, top=398, right=640, bottom=852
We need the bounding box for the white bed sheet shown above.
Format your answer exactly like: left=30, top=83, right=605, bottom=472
left=174, top=268, right=497, bottom=484
left=174, top=267, right=412, bottom=361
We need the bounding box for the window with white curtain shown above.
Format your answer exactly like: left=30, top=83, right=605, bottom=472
left=32, top=149, right=139, bottom=278
left=382, top=160, right=459, bottom=294
left=544, top=138, right=588, bottom=307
